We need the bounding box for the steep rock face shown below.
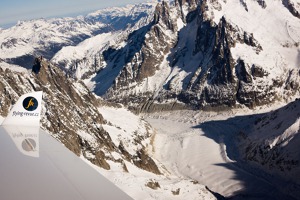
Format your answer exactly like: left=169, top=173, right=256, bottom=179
left=88, top=0, right=300, bottom=111
left=157, top=1, right=272, bottom=109
left=174, top=0, right=198, bottom=22
left=0, top=59, right=160, bottom=174
left=0, top=61, right=223, bottom=199
left=92, top=1, right=179, bottom=107
left=176, top=14, right=255, bottom=107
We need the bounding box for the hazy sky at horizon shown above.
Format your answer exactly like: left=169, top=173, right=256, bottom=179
left=0, top=0, right=149, bottom=28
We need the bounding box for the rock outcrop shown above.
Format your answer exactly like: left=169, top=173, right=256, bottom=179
left=0, top=58, right=160, bottom=174
left=90, top=0, right=300, bottom=112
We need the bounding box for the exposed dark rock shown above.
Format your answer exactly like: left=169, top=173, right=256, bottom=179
left=118, top=142, right=132, bottom=161
left=153, top=1, right=175, bottom=31
left=240, top=0, right=248, bottom=11
left=175, top=0, right=198, bottom=22
left=32, top=57, right=42, bottom=74
left=284, top=69, right=300, bottom=94
left=256, top=0, right=267, bottom=8
left=91, top=150, right=111, bottom=170
left=251, top=64, right=268, bottom=78
left=133, top=149, right=161, bottom=175
left=236, top=59, right=252, bottom=83
left=0, top=58, right=162, bottom=174
left=282, top=0, right=300, bottom=19
left=208, top=17, right=236, bottom=85
left=172, top=188, right=180, bottom=195
left=146, top=180, right=161, bottom=190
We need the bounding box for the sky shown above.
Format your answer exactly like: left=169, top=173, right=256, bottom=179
left=0, top=0, right=149, bottom=28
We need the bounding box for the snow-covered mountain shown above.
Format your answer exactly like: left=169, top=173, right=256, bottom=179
left=2, top=0, right=298, bottom=110
left=194, top=98, right=300, bottom=199
left=1, top=0, right=300, bottom=199
left=0, top=58, right=217, bottom=199
left=237, top=98, right=300, bottom=187
left=51, top=3, right=157, bottom=81
left=55, top=0, right=299, bottom=111
left=0, top=2, right=156, bottom=69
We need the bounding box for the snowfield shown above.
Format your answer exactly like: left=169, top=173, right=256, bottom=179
left=144, top=107, right=298, bottom=200
left=1, top=0, right=300, bottom=199
left=93, top=106, right=218, bottom=200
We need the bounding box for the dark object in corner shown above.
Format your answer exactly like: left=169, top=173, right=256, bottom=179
left=32, top=57, right=42, bottom=74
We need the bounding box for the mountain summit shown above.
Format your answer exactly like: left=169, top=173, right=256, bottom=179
left=53, top=0, right=299, bottom=112
left=1, top=1, right=299, bottom=112
left=0, top=1, right=300, bottom=199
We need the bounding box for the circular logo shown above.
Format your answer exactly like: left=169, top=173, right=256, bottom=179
left=22, top=138, right=37, bottom=152
left=23, top=97, right=38, bottom=111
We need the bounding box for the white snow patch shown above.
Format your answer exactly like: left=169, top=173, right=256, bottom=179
left=99, top=106, right=149, bottom=155
left=144, top=107, right=292, bottom=198
left=80, top=153, right=217, bottom=200
left=77, top=130, right=97, bottom=144
left=0, top=62, right=29, bottom=73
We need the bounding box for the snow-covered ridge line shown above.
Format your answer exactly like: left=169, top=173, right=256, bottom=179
left=0, top=2, right=157, bottom=69
left=0, top=58, right=218, bottom=200
left=79, top=0, right=300, bottom=111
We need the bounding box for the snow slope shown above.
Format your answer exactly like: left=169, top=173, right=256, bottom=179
left=51, top=2, right=156, bottom=80
left=209, top=0, right=300, bottom=72
left=237, top=98, right=300, bottom=193
left=0, top=2, right=156, bottom=69
left=145, top=108, right=298, bottom=199
left=0, top=59, right=217, bottom=200
left=79, top=0, right=300, bottom=110
left=96, top=105, right=217, bottom=200
left=0, top=17, right=104, bottom=60
left=81, top=156, right=217, bottom=200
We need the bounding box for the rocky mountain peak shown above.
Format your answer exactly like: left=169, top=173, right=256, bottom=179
left=3, top=0, right=299, bottom=113
left=177, top=0, right=198, bottom=7
left=0, top=58, right=161, bottom=174
left=85, top=0, right=300, bottom=112
left=175, top=0, right=198, bottom=21
left=153, top=1, right=175, bottom=31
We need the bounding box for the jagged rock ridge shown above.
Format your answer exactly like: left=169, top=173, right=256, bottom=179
left=79, top=0, right=300, bottom=112
left=0, top=58, right=220, bottom=199
left=0, top=58, right=160, bottom=174
left=0, top=3, right=156, bottom=69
